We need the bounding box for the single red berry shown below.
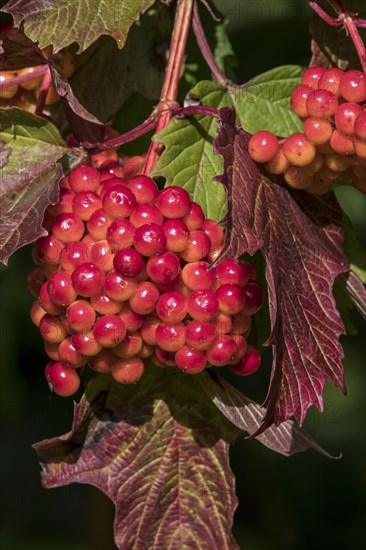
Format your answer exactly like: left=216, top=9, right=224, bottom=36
left=106, top=219, right=135, bottom=252
left=146, top=251, right=180, bottom=284
left=318, top=68, right=343, bottom=97
left=71, top=262, right=104, bottom=297
left=45, top=361, right=80, bottom=397
left=129, top=204, right=163, bottom=228
left=206, top=335, right=236, bottom=366
left=59, top=241, right=90, bottom=272
left=127, top=175, right=158, bottom=203
left=187, top=290, right=219, bottom=322
left=40, top=314, right=68, bottom=343
left=93, top=315, right=127, bottom=347
left=248, top=130, right=279, bottom=163
left=134, top=223, right=167, bottom=256
left=89, top=240, right=114, bottom=272
left=47, top=271, right=77, bottom=306
left=216, top=284, right=246, bottom=315
left=229, top=345, right=261, bottom=375
left=242, top=281, right=264, bottom=314
left=39, top=282, right=64, bottom=315
left=175, top=346, right=207, bottom=374
left=140, top=316, right=160, bottom=345
left=69, top=165, right=100, bottom=193
left=303, top=117, right=333, bottom=145
left=104, top=270, right=138, bottom=301
left=181, top=261, right=214, bottom=290
left=129, top=281, right=160, bottom=315
left=157, top=186, right=191, bottom=218
left=155, top=322, right=186, bottom=352
left=179, top=230, right=211, bottom=262
left=334, top=102, right=363, bottom=136
left=71, top=330, right=102, bottom=356
left=301, top=66, right=325, bottom=89
left=73, top=191, right=102, bottom=221
left=111, top=356, right=144, bottom=383
left=87, top=208, right=113, bottom=241
left=114, top=248, right=144, bottom=277
left=330, top=129, right=355, bottom=156
left=185, top=320, right=217, bottom=351
left=58, top=337, right=88, bottom=367
left=102, top=185, right=136, bottom=219
left=339, top=70, right=366, bottom=103
left=231, top=334, right=248, bottom=362
left=290, top=84, right=313, bottom=118
left=156, top=291, right=187, bottom=323
left=282, top=133, right=316, bottom=166
left=118, top=304, right=144, bottom=332
left=90, top=292, right=122, bottom=315
left=47, top=188, right=75, bottom=217
left=33, top=235, right=64, bottom=265
left=30, top=298, right=46, bottom=326
left=181, top=201, right=204, bottom=230
left=162, top=219, right=189, bottom=252
left=306, top=89, right=338, bottom=119
left=216, top=258, right=250, bottom=287
left=52, top=213, right=85, bottom=243
left=113, top=332, right=143, bottom=358
left=66, top=299, right=96, bottom=332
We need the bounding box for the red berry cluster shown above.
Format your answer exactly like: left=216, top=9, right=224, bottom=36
left=28, top=160, right=263, bottom=397
left=248, top=68, right=366, bottom=194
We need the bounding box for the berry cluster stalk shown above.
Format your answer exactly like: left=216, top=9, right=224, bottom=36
left=143, top=0, right=194, bottom=175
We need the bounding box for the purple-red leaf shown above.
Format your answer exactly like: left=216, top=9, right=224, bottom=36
left=33, top=368, right=240, bottom=550
left=198, top=371, right=338, bottom=458
left=213, top=108, right=348, bottom=431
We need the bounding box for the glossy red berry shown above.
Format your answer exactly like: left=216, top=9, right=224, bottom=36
left=187, top=290, right=219, bottom=322
left=242, top=281, right=264, bottom=314
left=129, top=282, right=160, bottom=315
left=47, top=271, right=77, bottom=306
left=71, top=263, right=104, bottom=297
left=185, top=320, right=217, bottom=351
left=71, top=330, right=102, bottom=356
left=59, top=241, right=90, bottom=272
left=111, top=356, right=144, bottom=383
left=179, top=230, right=211, bottom=262
left=206, top=335, right=236, bottom=366
left=45, top=361, right=80, bottom=396
left=69, top=165, right=100, bottom=193
left=157, top=186, right=191, bottom=218
left=282, top=133, right=316, bottom=166
left=66, top=300, right=96, bottom=332
left=339, top=70, right=366, bottom=103
left=216, top=258, right=250, bottom=287
left=106, top=219, right=135, bottom=252
left=303, top=117, right=333, bottom=145
left=155, top=322, right=186, bottom=352
left=40, top=314, right=68, bottom=343
left=104, top=270, right=138, bottom=301
left=87, top=208, right=113, bottom=241
left=113, top=332, right=143, bottom=358
left=216, top=284, right=246, bottom=315
left=73, top=191, right=102, bottom=221
left=114, top=248, right=144, bottom=277
left=248, top=130, right=279, bottom=163
left=306, top=89, right=338, bottom=119
left=146, top=252, right=180, bottom=284
left=93, top=315, right=127, bottom=347
left=52, top=213, right=85, bottom=243
left=129, top=204, right=163, bottom=228
left=181, top=261, right=214, bottom=290
left=290, top=84, right=313, bottom=118
left=156, top=291, right=187, bottom=323
left=33, top=235, right=64, bottom=265
left=318, top=68, right=343, bottom=97
left=102, top=185, right=136, bottom=219
left=175, top=346, right=207, bottom=373
left=162, top=220, right=189, bottom=252
left=229, top=345, right=261, bottom=375
left=181, top=201, right=204, bottom=230
left=127, top=175, right=158, bottom=203
left=90, top=292, right=122, bottom=315
left=134, top=223, right=167, bottom=256
left=334, top=102, right=363, bottom=136
left=58, top=337, right=87, bottom=367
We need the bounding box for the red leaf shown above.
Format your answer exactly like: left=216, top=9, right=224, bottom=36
left=213, top=108, right=348, bottom=431
left=33, top=369, right=240, bottom=550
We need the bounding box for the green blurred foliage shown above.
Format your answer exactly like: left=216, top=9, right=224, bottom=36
left=0, top=1, right=365, bottom=549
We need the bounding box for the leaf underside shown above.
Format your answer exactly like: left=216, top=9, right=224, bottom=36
left=0, top=108, right=69, bottom=264
left=34, top=368, right=240, bottom=550
left=3, top=0, right=157, bottom=53
left=213, top=108, right=348, bottom=431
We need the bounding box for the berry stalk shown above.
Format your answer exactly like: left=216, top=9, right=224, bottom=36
left=143, top=0, right=194, bottom=175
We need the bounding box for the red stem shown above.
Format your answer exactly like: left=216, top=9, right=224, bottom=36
left=143, top=0, right=194, bottom=176
left=173, top=105, right=219, bottom=118
left=192, top=0, right=228, bottom=85
left=343, top=15, right=366, bottom=72
left=35, top=69, right=52, bottom=116
left=1, top=65, right=48, bottom=85
left=83, top=114, right=157, bottom=151
left=306, top=0, right=342, bottom=25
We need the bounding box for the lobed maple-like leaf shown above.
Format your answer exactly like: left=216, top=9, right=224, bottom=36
left=0, top=108, right=71, bottom=264
left=213, top=108, right=349, bottom=431
left=3, top=0, right=156, bottom=53
left=197, top=371, right=338, bottom=458
left=33, top=368, right=240, bottom=550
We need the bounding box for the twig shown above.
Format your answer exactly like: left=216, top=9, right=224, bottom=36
left=83, top=114, right=157, bottom=152
left=0, top=65, right=48, bottom=86
left=143, top=0, right=194, bottom=175
left=173, top=105, right=220, bottom=118
left=192, top=0, right=229, bottom=86
left=343, top=14, right=366, bottom=72
left=306, top=0, right=342, bottom=25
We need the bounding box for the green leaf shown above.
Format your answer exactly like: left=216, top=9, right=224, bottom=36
left=33, top=368, right=240, bottom=550
left=3, top=0, right=156, bottom=53
left=151, top=114, right=227, bottom=221
left=342, top=214, right=366, bottom=284
left=0, top=108, right=71, bottom=264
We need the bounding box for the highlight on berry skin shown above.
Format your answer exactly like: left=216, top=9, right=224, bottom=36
left=248, top=67, right=366, bottom=195
left=29, top=159, right=265, bottom=396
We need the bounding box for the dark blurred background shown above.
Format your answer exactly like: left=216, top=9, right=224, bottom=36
left=1, top=1, right=365, bottom=548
